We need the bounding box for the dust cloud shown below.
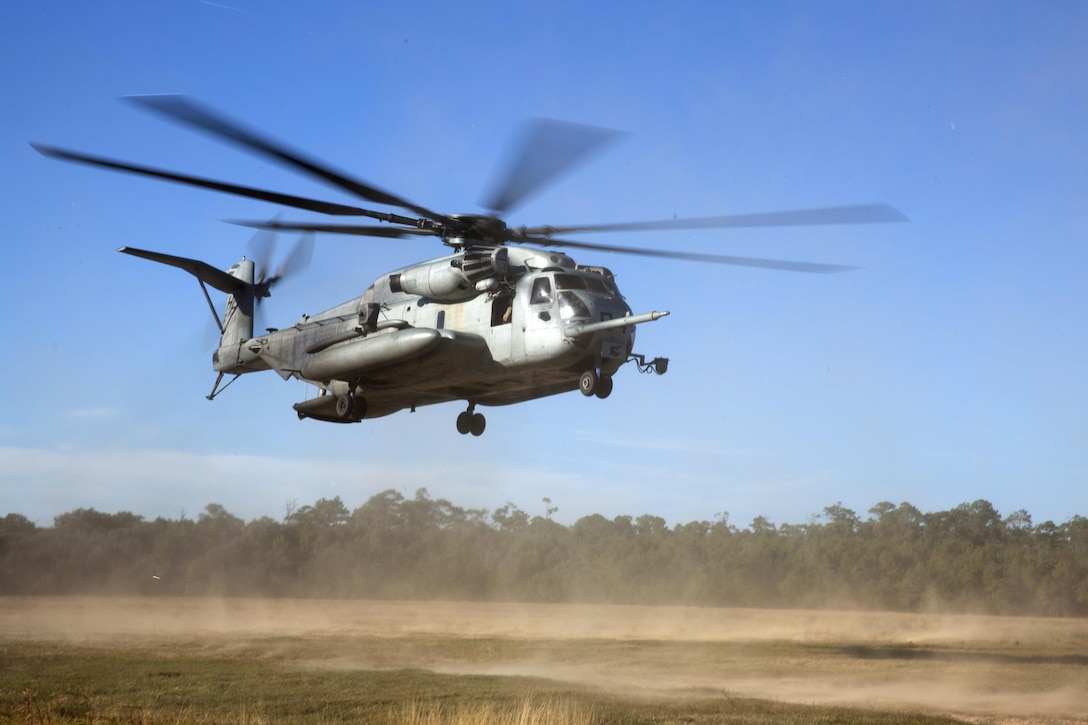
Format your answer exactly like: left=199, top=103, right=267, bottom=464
left=4, top=597, right=1087, bottom=722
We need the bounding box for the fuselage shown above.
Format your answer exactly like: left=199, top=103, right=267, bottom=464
left=214, top=245, right=640, bottom=420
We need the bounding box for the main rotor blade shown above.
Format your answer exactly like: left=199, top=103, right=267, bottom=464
left=32, top=143, right=381, bottom=217
left=126, top=95, right=454, bottom=225
left=520, top=203, right=909, bottom=236
left=228, top=219, right=438, bottom=239
left=521, top=236, right=860, bottom=273
left=481, top=118, right=623, bottom=215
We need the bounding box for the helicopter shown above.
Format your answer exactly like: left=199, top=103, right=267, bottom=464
left=33, top=96, right=907, bottom=435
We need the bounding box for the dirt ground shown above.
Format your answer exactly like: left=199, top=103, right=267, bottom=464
left=3, top=597, right=1087, bottom=723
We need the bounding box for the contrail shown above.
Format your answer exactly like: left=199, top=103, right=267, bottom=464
left=200, top=0, right=258, bottom=15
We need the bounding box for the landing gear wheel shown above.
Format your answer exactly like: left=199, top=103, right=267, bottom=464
left=456, top=409, right=487, bottom=436
left=579, top=369, right=599, bottom=397
left=469, top=412, right=486, bottom=437
left=336, top=394, right=366, bottom=419
left=595, top=374, right=614, bottom=399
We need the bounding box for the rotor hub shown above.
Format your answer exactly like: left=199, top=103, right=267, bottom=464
left=448, top=214, right=508, bottom=242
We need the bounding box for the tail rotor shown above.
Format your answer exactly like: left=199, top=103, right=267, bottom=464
left=246, top=225, right=315, bottom=303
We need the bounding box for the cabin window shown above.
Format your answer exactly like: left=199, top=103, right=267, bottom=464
left=530, top=277, right=553, bottom=305
left=436, top=310, right=445, bottom=329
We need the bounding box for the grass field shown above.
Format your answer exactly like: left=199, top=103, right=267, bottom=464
left=2, top=598, right=1087, bottom=723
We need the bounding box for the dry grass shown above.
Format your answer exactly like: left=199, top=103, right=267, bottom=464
left=394, top=695, right=594, bottom=725
left=2, top=597, right=1087, bottom=723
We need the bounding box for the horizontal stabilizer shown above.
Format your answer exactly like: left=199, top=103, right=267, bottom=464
left=118, top=246, right=247, bottom=294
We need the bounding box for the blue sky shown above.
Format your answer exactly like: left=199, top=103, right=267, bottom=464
left=3, top=1, right=1085, bottom=529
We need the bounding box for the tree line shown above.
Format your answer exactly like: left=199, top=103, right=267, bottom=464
left=2, top=491, right=1086, bottom=616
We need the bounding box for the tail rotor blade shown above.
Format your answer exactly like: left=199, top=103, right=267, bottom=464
left=245, top=226, right=277, bottom=284
left=270, top=232, right=315, bottom=286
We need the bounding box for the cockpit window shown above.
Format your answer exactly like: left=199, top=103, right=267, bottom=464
left=555, top=272, right=616, bottom=299
left=554, top=273, right=582, bottom=291
left=530, top=277, right=553, bottom=305
left=585, top=276, right=614, bottom=296
left=558, top=291, right=591, bottom=322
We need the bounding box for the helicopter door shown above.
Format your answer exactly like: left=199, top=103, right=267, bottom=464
left=487, top=293, right=514, bottom=362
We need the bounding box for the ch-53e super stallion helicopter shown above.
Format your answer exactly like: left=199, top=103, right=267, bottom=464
left=34, top=96, right=906, bottom=435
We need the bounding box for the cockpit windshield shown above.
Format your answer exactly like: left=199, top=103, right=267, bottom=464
left=558, top=291, right=591, bottom=322
left=554, top=272, right=618, bottom=299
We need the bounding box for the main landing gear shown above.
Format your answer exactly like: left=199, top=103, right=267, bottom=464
left=335, top=392, right=367, bottom=420
left=579, top=369, right=613, bottom=399
left=456, top=403, right=486, bottom=436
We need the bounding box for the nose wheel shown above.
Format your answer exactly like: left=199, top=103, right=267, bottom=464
left=456, top=404, right=486, bottom=436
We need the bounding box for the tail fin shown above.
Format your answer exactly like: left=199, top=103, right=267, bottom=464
left=118, top=245, right=256, bottom=353
left=218, top=258, right=256, bottom=347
